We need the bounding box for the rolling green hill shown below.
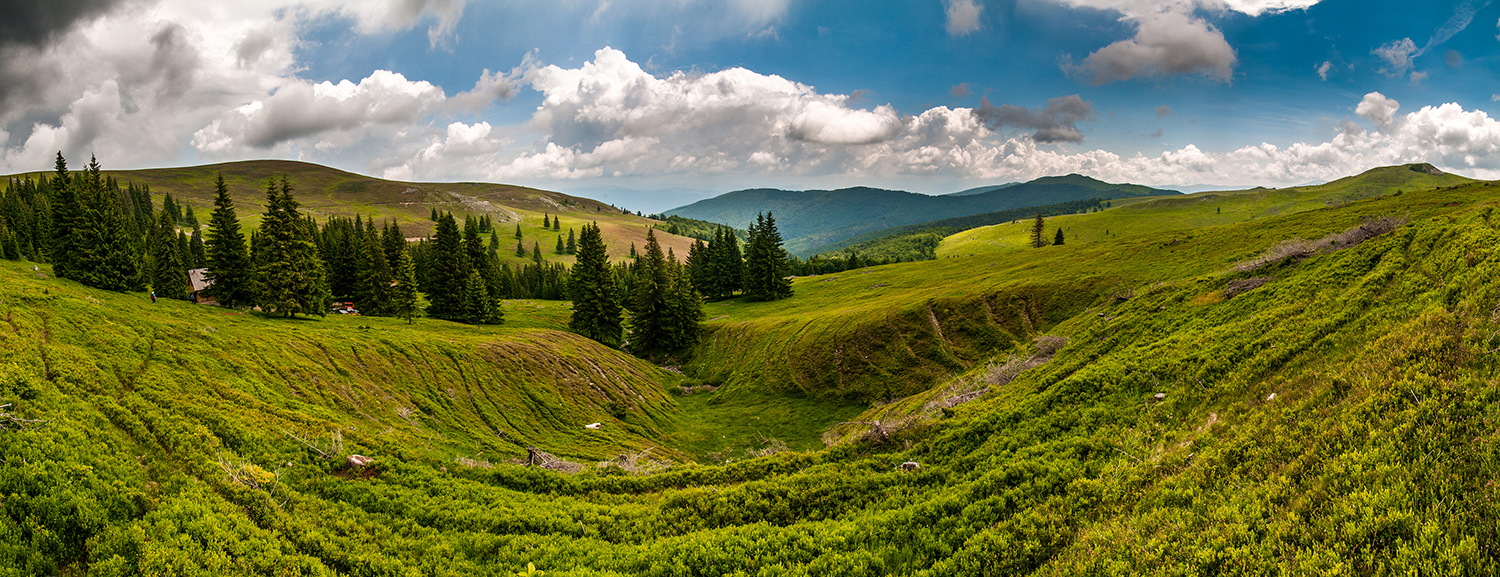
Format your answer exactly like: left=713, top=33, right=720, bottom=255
left=6, top=160, right=697, bottom=266
left=811, top=196, right=1109, bottom=263
left=666, top=174, right=1175, bottom=256
left=4, top=163, right=1500, bottom=574
left=939, top=163, right=1473, bottom=258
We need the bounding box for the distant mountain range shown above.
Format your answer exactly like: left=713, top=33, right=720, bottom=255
left=666, top=174, right=1178, bottom=255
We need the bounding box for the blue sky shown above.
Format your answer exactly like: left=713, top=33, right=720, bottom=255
left=1, top=0, right=1497, bottom=211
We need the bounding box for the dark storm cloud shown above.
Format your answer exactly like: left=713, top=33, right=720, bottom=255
left=973, top=94, right=1093, bottom=143
left=150, top=23, right=200, bottom=100
left=0, top=0, right=126, bottom=48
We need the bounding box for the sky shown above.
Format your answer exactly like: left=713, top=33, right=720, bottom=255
left=1, top=0, right=1498, bottom=212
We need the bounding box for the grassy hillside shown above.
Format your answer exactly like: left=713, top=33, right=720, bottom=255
left=5, top=165, right=1500, bottom=575
left=811, top=196, right=1108, bottom=262
left=7, top=159, right=696, bottom=266
left=667, top=175, right=1173, bottom=256
left=939, top=163, right=1473, bottom=258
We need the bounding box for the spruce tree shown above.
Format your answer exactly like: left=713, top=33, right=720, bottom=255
left=532, top=242, right=542, bottom=264
left=515, top=238, right=526, bottom=257
left=542, top=214, right=550, bottom=228
left=515, top=223, right=523, bottom=239
left=392, top=249, right=420, bottom=324
left=354, top=225, right=392, bottom=315
left=204, top=174, right=255, bottom=307
left=69, top=155, right=141, bottom=291
left=1053, top=227, right=1065, bottom=246
left=566, top=228, right=576, bottom=254
left=489, top=230, right=500, bottom=256
left=552, top=217, right=561, bottom=232
left=188, top=229, right=205, bottom=268
left=743, top=212, right=792, bottom=301
left=555, top=235, right=565, bottom=254
left=460, top=269, right=500, bottom=324
left=426, top=212, right=468, bottom=320
left=149, top=209, right=188, bottom=300
left=382, top=220, right=405, bottom=268
left=256, top=177, right=331, bottom=317
left=1030, top=214, right=1046, bottom=248
left=47, top=152, right=77, bottom=279
left=568, top=222, right=622, bottom=347
left=664, top=255, right=704, bottom=351
left=628, top=228, right=672, bottom=358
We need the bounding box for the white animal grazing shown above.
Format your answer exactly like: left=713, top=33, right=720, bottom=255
left=584, top=423, right=602, bottom=430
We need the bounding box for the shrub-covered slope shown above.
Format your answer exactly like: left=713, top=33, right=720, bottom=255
left=3, top=173, right=1500, bottom=576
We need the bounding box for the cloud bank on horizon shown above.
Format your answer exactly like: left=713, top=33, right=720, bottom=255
left=1, top=0, right=1498, bottom=205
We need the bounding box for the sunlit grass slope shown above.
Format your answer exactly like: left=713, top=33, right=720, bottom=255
left=686, top=167, right=1481, bottom=406
left=6, top=176, right=1500, bottom=575
left=0, top=260, right=682, bottom=462
left=938, top=163, right=1474, bottom=258
left=8, top=159, right=696, bottom=265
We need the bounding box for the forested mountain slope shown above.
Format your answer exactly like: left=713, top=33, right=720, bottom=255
left=667, top=174, right=1173, bottom=255
left=5, top=159, right=696, bottom=265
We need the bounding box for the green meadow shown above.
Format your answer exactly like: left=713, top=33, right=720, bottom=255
left=4, top=163, right=1500, bottom=574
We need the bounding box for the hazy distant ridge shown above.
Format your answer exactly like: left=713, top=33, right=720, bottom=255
left=667, top=174, right=1176, bottom=255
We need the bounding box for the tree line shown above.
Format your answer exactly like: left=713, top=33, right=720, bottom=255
left=0, top=154, right=798, bottom=360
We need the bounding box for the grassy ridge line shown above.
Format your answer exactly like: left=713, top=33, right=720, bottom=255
left=684, top=187, right=1394, bottom=403
left=809, top=197, right=1109, bottom=262
left=938, top=164, right=1475, bottom=258
left=0, top=263, right=679, bottom=463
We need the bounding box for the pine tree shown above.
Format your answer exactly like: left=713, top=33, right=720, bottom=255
left=566, top=228, right=576, bottom=254
left=488, top=230, right=500, bottom=256
left=430, top=207, right=439, bottom=221
left=629, top=243, right=637, bottom=259
left=1030, top=214, right=1046, bottom=248
left=543, top=214, right=550, bottom=228
left=48, top=152, right=77, bottom=279
left=1053, top=227, right=1065, bottom=246
left=710, top=226, right=744, bottom=299
left=149, top=209, right=188, bottom=300
left=568, top=222, right=622, bottom=347
left=460, top=269, right=500, bottom=324
left=161, top=193, right=181, bottom=227
left=628, top=228, right=672, bottom=358
left=515, top=238, right=527, bottom=257
left=743, top=212, right=792, bottom=301
left=256, top=176, right=331, bottom=317
left=555, top=235, right=565, bottom=254
left=204, top=174, right=255, bottom=307
left=532, top=242, right=543, bottom=264
left=392, top=249, right=420, bottom=324
left=382, top=220, right=405, bottom=268
left=664, top=256, right=704, bottom=351
left=552, top=217, right=561, bottom=232
left=69, top=155, right=141, bottom=292
left=515, top=223, right=523, bottom=239
left=354, top=225, right=392, bottom=315
left=426, top=212, right=468, bottom=320
left=188, top=229, right=205, bottom=268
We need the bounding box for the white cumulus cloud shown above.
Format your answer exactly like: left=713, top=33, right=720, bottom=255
left=944, top=0, right=984, bottom=36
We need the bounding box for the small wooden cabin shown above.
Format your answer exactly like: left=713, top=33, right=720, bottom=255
left=187, top=268, right=218, bottom=305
